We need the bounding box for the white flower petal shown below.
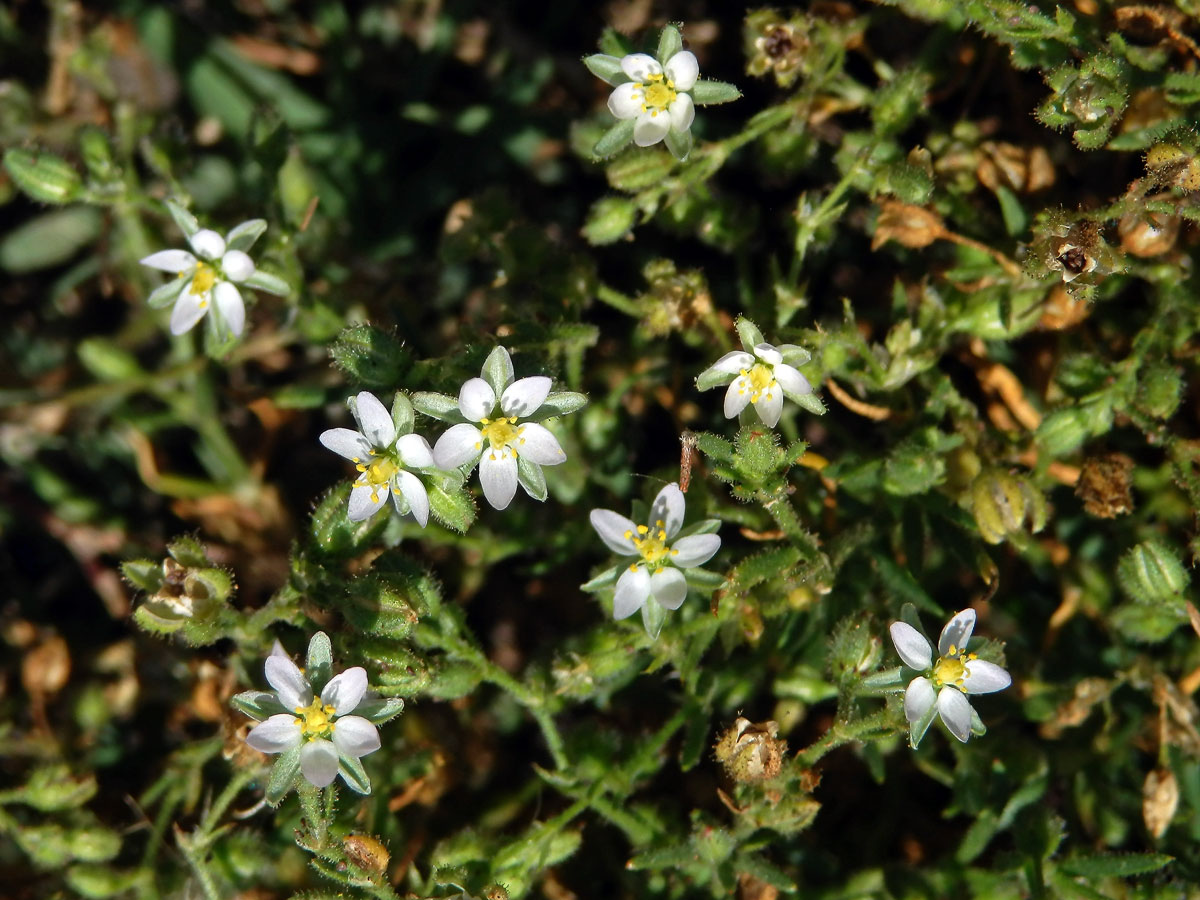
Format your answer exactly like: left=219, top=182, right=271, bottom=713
left=352, top=392, right=396, bottom=449
left=433, top=423, right=484, bottom=469
left=773, top=363, right=811, bottom=397
left=265, top=654, right=311, bottom=710
left=590, top=509, right=638, bottom=555
left=649, top=482, right=686, bottom=539
left=348, top=484, right=388, bottom=522
left=903, top=676, right=937, bottom=724
left=221, top=249, right=255, bottom=282
left=620, top=52, right=662, bottom=81
left=608, top=82, right=645, bottom=120
left=709, top=350, right=754, bottom=375
left=668, top=92, right=695, bottom=133
left=753, top=343, right=783, bottom=365
left=670, top=533, right=720, bottom=567
left=479, top=449, right=518, bottom=510
left=169, top=290, right=208, bottom=335
left=245, top=714, right=302, bottom=754
left=188, top=228, right=226, bottom=260
left=753, top=389, right=784, bottom=428
left=937, top=686, right=974, bottom=742
left=332, top=715, right=381, bottom=758
left=613, top=565, right=651, bottom=620
left=459, top=378, right=496, bottom=421
left=515, top=422, right=565, bottom=466
left=723, top=378, right=752, bottom=418
left=939, top=608, right=977, bottom=657
left=396, top=433, right=434, bottom=468
left=962, top=659, right=1011, bottom=695
left=140, top=249, right=196, bottom=272
left=319, top=428, right=374, bottom=461
left=633, top=110, right=671, bottom=146
left=665, top=50, right=699, bottom=90
left=501, top=376, right=552, bottom=417
left=321, top=667, right=368, bottom=714
left=299, top=739, right=340, bottom=787
left=212, top=281, right=245, bottom=337
left=394, top=469, right=429, bottom=527
left=650, top=567, right=688, bottom=610
left=890, top=622, right=933, bottom=670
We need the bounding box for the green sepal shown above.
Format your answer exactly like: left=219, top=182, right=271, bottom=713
left=225, top=219, right=267, bottom=252
left=146, top=278, right=186, bottom=309
left=581, top=564, right=621, bottom=592
left=481, top=345, right=514, bottom=397
left=682, top=567, right=724, bottom=590
left=230, top=690, right=285, bottom=721
left=908, top=694, right=938, bottom=749
left=593, top=119, right=637, bottom=159
left=691, top=80, right=742, bottom=106
left=780, top=345, right=811, bottom=367
left=641, top=598, right=668, bottom=640
left=860, top=667, right=906, bottom=693
left=656, top=24, right=682, bottom=65
left=411, top=391, right=466, bottom=423
left=338, top=754, right=372, bottom=795
left=427, top=478, right=476, bottom=533
left=792, top=391, right=827, bottom=415
left=390, top=392, right=415, bottom=435
left=675, top=518, right=721, bottom=538
left=354, top=695, right=405, bottom=725
left=899, top=603, right=928, bottom=640
left=525, top=391, right=588, bottom=421
left=663, top=128, right=692, bottom=162
left=517, top=457, right=548, bottom=502
left=696, top=365, right=735, bottom=392
left=165, top=199, right=200, bottom=238
left=241, top=269, right=290, bottom=296
left=969, top=705, right=986, bottom=738
left=1059, top=852, right=1173, bottom=879
left=306, top=632, right=333, bottom=693
left=735, top=316, right=765, bottom=350
left=265, top=746, right=302, bottom=805
left=583, top=53, right=627, bottom=86
left=121, top=560, right=161, bottom=592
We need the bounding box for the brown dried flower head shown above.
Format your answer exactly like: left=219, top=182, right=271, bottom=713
left=714, top=717, right=787, bottom=782
left=1075, top=453, right=1134, bottom=518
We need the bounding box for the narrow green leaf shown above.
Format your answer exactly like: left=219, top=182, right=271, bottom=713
left=1060, top=853, right=1173, bottom=879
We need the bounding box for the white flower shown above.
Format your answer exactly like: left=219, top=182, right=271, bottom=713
left=320, top=391, right=435, bottom=525
left=889, top=608, right=1011, bottom=744
left=140, top=223, right=265, bottom=337
left=589, top=482, right=720, bottom=621
left=698, top=341, right=813, bottom=428
left=431, top=347, right=568, bottom=510
left=607, top=50, right=699, bottom=147
left=243, top=640, right=381, bottom=788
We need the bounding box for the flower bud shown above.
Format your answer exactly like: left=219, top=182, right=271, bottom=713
left=1118, top=208, right=1179, bottom=257
left=605, top=148, right=675, bottom=192
left=3, top=148, right=83, bottom=204
left=1118, top=539, right=1189, bottom=606
left=343, top=834, right=390, bottom=876
left=969, top=469, right=1046, bottom=544
left=328, top=323, right=411, bottom=390
left=582, top=196, right=636, bottom=245
left=1136, top=362, right=1183, bottom=420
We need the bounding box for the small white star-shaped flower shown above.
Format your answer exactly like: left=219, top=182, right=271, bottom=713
left=889, top=608, right=1011, bottom=745
left=606, top=50, right=699, bottom=148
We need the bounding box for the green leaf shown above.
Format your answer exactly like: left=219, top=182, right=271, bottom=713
left=0, top=207, right=102, bottom=274
left=166, top=199, right=200, bottom=238
left=527, top=391, right=588, bottom=420
left=656, top=24, right=682, bottom=65
left=1059, top=853, right=1173, bottom=879
left=306, top=632, right=333, bottom=692
left=582, top=196, right=637, bottom=245
left=338, top=754, right=372, bottom=794
left=230, top=690, right=285, bottom=720
left=663, top=127, right=692, bottom=161
left=481, top=345, right=514, bottom=397
left=517, top=456, right=548, bottom=502
left=593, top=119, right=636, bottom=159
left=225, top=218, right=267, bottom=252
left=411, top=391, right=464, bottom=423
left=690, top=80, right=742, bottom=106
left=241, top=269, right=290, bottom=296
left=3, top=148, right=82, bottom=204
left=583, top=53, right=626, bottom=86
left=735, top=316, right=765, bottom=351
left=265, top=746, right=302, bottom=805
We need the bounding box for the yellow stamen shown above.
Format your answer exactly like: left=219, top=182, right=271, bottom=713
left=631, top=517, right=671, bottom=567
left=189, top=262, right=216, bottom=296
left=294, top=698, right=338, bottom=740
left=480, top=416, right=520, bottom=455
left=933, top=655, right=966, bottom=689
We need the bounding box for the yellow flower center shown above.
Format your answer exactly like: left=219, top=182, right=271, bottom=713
left=737, top=364, right=777, bottom=403
left=932, top=645, right=976, bottom=690
left=189, top=262, right=216, bottom=297
left=480, top=417, right=520, bottom=453
left=624, top=519, right=679, bottom=571
left=637, top=73, right=677, bottom=116
left=353, top=452, right=399, bottom=504
left=293, top=697, right=337, bottom=740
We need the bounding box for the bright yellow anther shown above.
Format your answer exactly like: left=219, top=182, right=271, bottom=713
left=189, top=263, right=216, bottom=296
left=933, top=655, right=966, bottom=689
left=294, top=698, right=337, bottom=739
left=480, top=417, right=519, bottom=453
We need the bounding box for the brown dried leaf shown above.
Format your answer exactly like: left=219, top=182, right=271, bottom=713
left=871, top=201, right=944, bottom=250
left=1143, top=768, right=1179, bottom=838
